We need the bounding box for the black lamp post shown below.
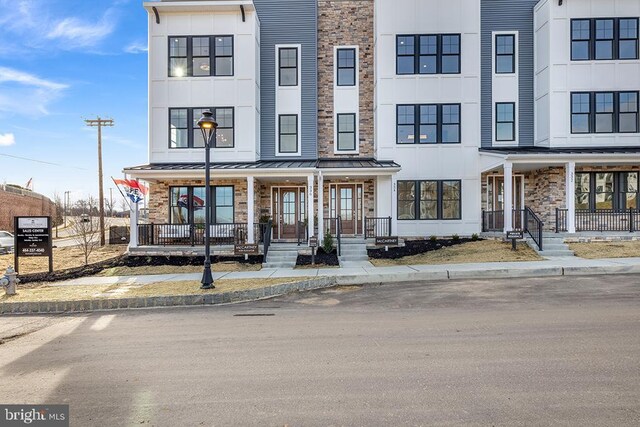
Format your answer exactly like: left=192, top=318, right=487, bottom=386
left=197, top=110, right=218, bottom=289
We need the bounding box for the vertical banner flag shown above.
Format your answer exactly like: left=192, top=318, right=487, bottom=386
left=112, top=177, right=148, bottom=204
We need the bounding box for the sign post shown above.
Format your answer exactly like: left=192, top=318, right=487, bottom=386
left=506, top=230, right=524, bottom=251
left=309, top=236, right=318, bottom=265
left=14, top=216, right=53, bottom=274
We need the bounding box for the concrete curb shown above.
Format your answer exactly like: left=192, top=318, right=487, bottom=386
left=0, top=276, right=337, bottom=315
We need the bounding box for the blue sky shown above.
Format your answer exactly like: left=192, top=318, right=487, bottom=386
left=0, top=0, right=149, bottom=206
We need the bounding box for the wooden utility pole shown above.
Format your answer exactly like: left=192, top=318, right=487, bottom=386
left=85, top=117, right=114, bottom=246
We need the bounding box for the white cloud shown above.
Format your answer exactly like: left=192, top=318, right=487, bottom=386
left=0, top=133, right=15, bottom=146
left=124, top=42, right=148, bottom=54
left=0, top=66, right=68, bottom=115
left=46, top=15, right=116, bottom=49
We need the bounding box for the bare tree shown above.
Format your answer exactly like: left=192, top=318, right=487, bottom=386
left=52, top=192, right=64, bottom=227
left=119, top=197, right=129, bottom=215
left=105, top=197, right=115, bottom=218
left=71, top=197, right=107, bottom=265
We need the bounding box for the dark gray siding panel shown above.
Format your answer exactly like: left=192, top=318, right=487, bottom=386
left=254, top=0, right=318, bottom=160
left=481, top=0, right=538, bottom=147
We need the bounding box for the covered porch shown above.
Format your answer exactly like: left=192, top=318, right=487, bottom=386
left=480, top=148, right=640, bottom=236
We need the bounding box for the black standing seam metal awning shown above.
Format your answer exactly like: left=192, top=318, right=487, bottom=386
left=479, top=147, right=640, bottom=155
left=124, top=158, right=401, bottom=172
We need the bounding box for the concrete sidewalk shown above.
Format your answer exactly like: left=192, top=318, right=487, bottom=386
left=54, top=256, right=640, bottom=287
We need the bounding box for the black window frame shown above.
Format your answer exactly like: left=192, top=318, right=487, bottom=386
left=570, top=18, right=639, bottom=61
left=336, top=113, right=357, bottom=151
left=167, top=35, right=234, bottom=77
left=278, top=47, right=299, bottom=87
left=168, top=37, right=188, bottom=77
left=495, top=102, right=516, bottom=142
left=397, top=180, right=462, bottom=221
left=396, top=34, right=461, bottom=75
left=336, top=48, right=356, bottom=87
left=169, top=107, right=235, bottom=149
left=575, top=171, right=640, bottom=211
left=495, top=34, right=516, bottom=74
left=396, top=104, right=461, bottom=144
left=168, top=186, right=235, bottom=224
left=278, top=114, right=299, bottom=154
left=570, top=91, right=640, bottom=134
left=594, top=92, right=615, bottom=134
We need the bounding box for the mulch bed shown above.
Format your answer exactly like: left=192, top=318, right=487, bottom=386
left=296, top=248, right=339, bottom=267
left=18, top=254, right=264, bottom=284
left=368, top=238, right=478, bottom=260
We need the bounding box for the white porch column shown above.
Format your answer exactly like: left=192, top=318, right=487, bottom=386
left=565, top=161, right=576, bottom=234
left=307, top=174, right=315, bottom=242
left=128, top=201, right=138, bottom=249
left=317, top=172, right=324, bottom=240
left=503, top=161, right=513, bottom=232
left=391, top=174, right=398, bottom=235
left=247, top=176, right=255, bottom=243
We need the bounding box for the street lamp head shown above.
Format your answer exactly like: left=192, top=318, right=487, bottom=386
left=197, top=110, right=218, bottom=147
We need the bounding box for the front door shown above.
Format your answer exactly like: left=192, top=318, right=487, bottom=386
left=330, top=184, right=363, bottom=235
left=272, top=187, right=305, bottom=240
left=488, top=175, right=524, bottom=229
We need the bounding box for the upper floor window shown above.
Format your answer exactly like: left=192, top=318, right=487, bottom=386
left=495, top=34, right=515, bottom=73
left=170, top=107, right=234, bottom=148
left=571, top=91, right=639, bottom=134
left=495, top=103, right=516, bottom=141
left=278, top=114, right=298, bottom=153
left=397, top=104, right=461, bottom=144
left=337, top=48, right=356, bottom=86
left=396, top=34, right=460, bottom=75
left=168, top=36, right=234, bottom=77
left=279, top=47, right=298, bottom=86
left=571, top=18, right=639, bottom=61
left=337, top=113, right=356, bottom=151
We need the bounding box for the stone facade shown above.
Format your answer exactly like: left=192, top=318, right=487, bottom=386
left=317, top=0, right=374, bottom=158
left=524, top=167, right=565, bottom=232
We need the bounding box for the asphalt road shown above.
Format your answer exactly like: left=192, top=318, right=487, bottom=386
left=1, top=274, right=639, bottom=426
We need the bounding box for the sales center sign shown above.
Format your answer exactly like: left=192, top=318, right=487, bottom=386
left=16, top=217, right=51, bottom=257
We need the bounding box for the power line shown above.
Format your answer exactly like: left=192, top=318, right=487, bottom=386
left=0, top=153, right=88, bottom=170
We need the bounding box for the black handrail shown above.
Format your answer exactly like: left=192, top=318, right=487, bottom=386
left=364, top=216, right=392, bottom=238
left=263, top=220, right=272, bottom=258
left=297, top=221, right=308, bottom=246
left=524, top=207, right=543, bottom=251
left=336, top=217, right=342, bottom=256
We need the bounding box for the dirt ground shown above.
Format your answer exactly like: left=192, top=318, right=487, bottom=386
left=0, top=245, right=126, bottom=275
left=569, top=241, right=640, bottom=259
left=370, top=240, right=542, bottom=266
left=0, top=277, right=311, bottom=302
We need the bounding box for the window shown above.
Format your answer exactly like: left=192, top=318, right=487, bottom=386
left=571, top=92, right=639, bottom=134
left=168, top=35, right=233, bottom=77
left=619, top=92, right=639, bottom=133
left=397, top=104, right=461, bottom=144
left=398, top=180, right=462, bottom=220
left=279, top=47, right=298, bottom=86
left=396, top=34, right=461, bottom=75
left=171, top=107, right=234, bottom=148
left=570, top=18, right=639, bottom=61
left=495, top=34, right=515, bottom=73
left=575, top=172, right=640, bottom=211
left=214, top=186, right=234, bottom=224
left=495, top=103, right=516, bottom=142
left=595, top=92, right=614, bottom=133
left=279, top=115, right=298, bottom=153
left=337, top=48, right=356, bottom=86
left=336, top=113, right=356, bottom=151
left=169, top=186, right=234, bottom=224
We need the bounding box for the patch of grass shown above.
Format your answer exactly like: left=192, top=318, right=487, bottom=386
left=569, top=241, right=640, bottom=259
left=370, top=240, right=542, bottom=266
left=99, top=261, right=261, bottom=277
left=0, top=285, right=114, bottom=302
left=0, top=245, right=126, bottom=275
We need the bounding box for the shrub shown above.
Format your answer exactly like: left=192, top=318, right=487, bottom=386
left=429, top=235, right=437, bottom=242
left=471, top=233, right=479, bottom=241
left=322, top=232, right=334, bottom=253
left=452, top=234, right=460, bottom=241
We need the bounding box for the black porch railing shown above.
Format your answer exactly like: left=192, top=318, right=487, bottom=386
left=297, top=221, right=308, bottom=246
left=263, top=220, right=272, bottom=258
left=138, top=223, right=270, bottom=247
left=364, top=217, right=392, bottom=239
left=482, top=208, right=543, bottom=250
left=524, top=207, right=543, bottom=251
left=481, top=210, right=505, bottom=232
left=556, top=209, right=639, bottom=232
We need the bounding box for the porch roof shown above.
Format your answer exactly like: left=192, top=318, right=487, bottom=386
left=480, top=147, right=640, bottom=156
left=124, top=158, right=401, bottom=179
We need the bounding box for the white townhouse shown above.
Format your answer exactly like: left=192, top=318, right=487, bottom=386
left=125, top=0, right=640, bottom=257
